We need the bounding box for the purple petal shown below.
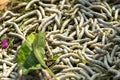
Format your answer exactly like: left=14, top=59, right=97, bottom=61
left=1, top=38, right=9, bottom=48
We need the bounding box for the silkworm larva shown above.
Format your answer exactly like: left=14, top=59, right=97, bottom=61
left=39, top=6, right=46, bottom=18
left=90, top=43, right=104, bottom=48
left=41, top=19, right=54, bottom=31
left=5, top=63, right=17, bottom=77
left=52, top=65, right=68, bottom=70
left=58, top=73, right=81, bottom=80
left=46, top=41, right=53, bottom=58
left=62, top=67, right=90, bottom=79
left=60, top=0, right=65, bottom=10
left=60, top=45, right=71, bottom=52
left=85, top=25, right=95, bottom=38
left=54, top=16, right=60, bottom=27
left=24, top=23, right=39, bottom=37
left=12, top=2, right=27, bottom=10
left=78, top=63, right=95, bottom=75
left=87, top=35, right=99, bottom=45
left=38, top=1, right=56, bottom=7
left=54, top=34, right=73, bottom=41
left=3, top=63, right=7, bottom=76
left=0, top=59, right=13, bottom=66
left=0, top=28, right=8, bottom=37
left=69, top=31, right=76, bottom=37
left=81, top=9, right=93, bottom=17
left=8, top=32, right=25, bottom=41
left=25, top=0, right=39, bottom=10
left=104, top=56, right=110, bottom=69
left=106, top=53, right=112, bottom=64
left=103, top=2, right=112, bottom=13
left=112, top=4, right=120, bottom=10
left=22, top=17, right=37, bottom=26
left=78, top=11, right=84, bottom=27
left=38, top=14, right=56, bottom=31
left=45, top=7, right=61, bottom=20
left=64, top=58, right=73, bottom=67
left=15, top=10, right=41, bottom=22
left=0, top=11, right=19, bottom=20
left=90, top=73, right=100, bottom=80
left=52, top=47, right=63, bottom=54
left=89, top=5, right=111, bottom=18
left=56, top=53, right=79, bottom=63
left=114, top=9, right=120, bottom=20
left=4, top=22, right=23, bottom=35
left=60, top=19, right=71, bottom=33
left=111, top=45, right=118, bottom=61
left=46, top=30, right=59, bottom=37
left=69, top=56, right=80, bottom=63
left=72, top=38, right=91, bottom=43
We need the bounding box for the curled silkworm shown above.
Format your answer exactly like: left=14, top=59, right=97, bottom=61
left=54, top=34, right=73, bottom=41
left=60, top=45, right=71, bottom=52
left=0, top=11, right=19, bottom=20
left=0, top=28, right=8, bottom=37
left=56, top=53, right=79, bottom=63
left=25, top=0, right=39, bottom=10
left=78, top=63, right=95, bottom=75
left=111, top=45, right=118, bottom=61
left=112, top=4, right=120, bottom=10
left=8, top=32, right=25, bottom=41
left=60, top=19, right=71, bottom=33
left=38, top=14, right=56, bottom=31
left=85, top=25, right=95, bottom=38
left=62, top=58, right=73, bottom=67
left=0, top=59, right=13, bottom=66
left=89, top=5, right=112, bottom=18
left=69, top=56, right=80, bottom=63
left=15, top=10, right=42, bottom=22
left=87, top=35, right=99, bottom=45
left=45, top=7, right=61, bottom=19
left=4, top=21, right=23, bottom=35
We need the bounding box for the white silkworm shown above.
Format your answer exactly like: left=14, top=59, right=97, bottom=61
left=38, top=14, right=56, bottom=31
left=78, top=11, right=84, bottom=27
left=0, top=28, right=8, bottom=37
left=4, top=21, right=23, bottom=35
left=25, top=0, right=39, bottom=10
left=114, top=9, right=120, bottom=20
left=0, top=59, right=13, bottom=66
left=46, top=41, right=53, bottom=58
left=39, top=6, right=46, bottom=18
left=111, top=45, right=118, bottom=61
left=85, top=25, right=95, bottom=38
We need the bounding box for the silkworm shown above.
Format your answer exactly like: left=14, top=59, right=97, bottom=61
left=23, top=23, right=39, bottom=36
left=3, top=63, right=7, bottom=76
left=89, top=5, right=112, bottom=18
left=56, top=53, right=79, bottom=63
left=60, top=18, right=71, bottom=33
left=114, top=9, right=120, bottom=20
left=69, top=56, right=80, bottom=63
left=72, top=38, right=91, bottom=43
left=5, top=63, right=17, bottom=77
left=25, top=0, right=39, bottom=10
left=52, top=65, right=68, bottom=70
left=8, top=32, right=25, bottom=41
left=90, top=73, right=100, bottom=80
left=0, top=28, right=8, bottom=37
left=112, top=4, right=120, bottom=10
left=38, top=14, right=56, bottom=31
left=87, top=35, right=99, bottom=45
left=59, top=45, right=71, bottom=52
left=0, top=11, right=19, bottom=20
left=85, top=25, right=95, bottom=38
left=81, top=9, right=94, bottom=18
left=15, top=10, right=41, bottom=22
left=38, top=1, right=56, bottom=7
left=41, top=19, right=54, bottom=31
left=46, top=41, right=53, bottom=58
left=38, top=6, right=46, bottom=18
left=4, top=22, right=23, bottom=35
left=54, top=34, right=73, bottom=41
left=78, top=11, right=84, bottom=27
left=111, top=45, right=118, bottom=61
left=0, top=59, right=13, bottom=66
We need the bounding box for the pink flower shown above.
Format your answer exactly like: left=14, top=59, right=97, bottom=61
left=1, top=38, right=9, bottom=48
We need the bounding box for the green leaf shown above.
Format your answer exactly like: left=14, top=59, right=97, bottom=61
left=17, top=33, right=42, bottom=75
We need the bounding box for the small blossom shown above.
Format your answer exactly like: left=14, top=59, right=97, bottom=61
left=1, top=38, right=9, bottom=48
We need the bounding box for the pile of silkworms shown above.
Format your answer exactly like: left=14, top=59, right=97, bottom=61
left=0, top=0, right=120, bottom=80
